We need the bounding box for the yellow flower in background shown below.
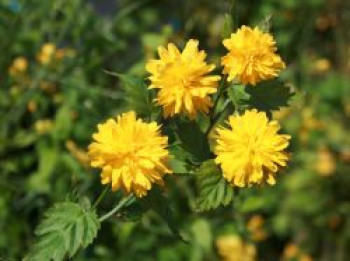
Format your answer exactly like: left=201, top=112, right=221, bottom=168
left=9, top=57, right=28, bottom=76
left=37, top=43, right=56, bottom=64
left=247, top=215, right=267, bottom=241
left=35, top=119, right=53, bottom=134
left=313, top=58, right=331, bottom=73
left=214, top=109, right=290, bottom=187
left=222, top=26, right=285, bottom=85
left=283, top=243, right=299, bottom=259
left=88, top=111, right=171, bottom=197
left=146, top=39, right=221, bottom=119
left=247, top=215, right=264, bottom=231
left=55, top=48, right=76, bottom=60
left=315, top=146, right=335, bottom=176
left=282, top=243, right=314, bottom=261
left=216, top=235, right=256, bottom=261
left=299, top=254, right=313, bottom=261
left=27, top=100, right=37, bottom=113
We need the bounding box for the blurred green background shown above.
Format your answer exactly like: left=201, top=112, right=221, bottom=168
left=0, top=0, right=349, bottom=260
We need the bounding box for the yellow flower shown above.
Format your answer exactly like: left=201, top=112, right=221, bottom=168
left=222, top=26, right=285, bottom=85
left=247, top=215, right=267, bottom=242
left=247, top=215, right=264, bottom=231
left=216, top=235, right=256, bottom=261
left=27, top=100, right=37, bottom=113
left=37, top=43, right=56, bottom=64
left=35, top=119, right=53, bottom=134
left=214, top=109, right=290, bottom=187
left=55, top=48, right=76, bottom=60
left=146, top=39, right=220, bottom=119
left=313, top=58, right=331, bottom=73
left=315, top=146, right=335, bottom=176
left=88, top=111, right=171, bottom=197
left=9, top=57, right=28, bottom=76
left=283, top=243, right=299, bottom=259
left=299, top=254, right=313, bottom=261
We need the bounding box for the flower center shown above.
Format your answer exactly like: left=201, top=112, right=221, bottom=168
left=245, top=135, right=260, bottom=159
left=163, top=61, right=193, bottom=89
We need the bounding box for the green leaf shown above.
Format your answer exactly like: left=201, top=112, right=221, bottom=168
left=195, top=160, right=234, bottom=212
left=168, top=157, right=189, bottom=174
left=190, top=219, right=212, bottom=254
left=11, top=130, right=37, bottom=148
left=139, top=187, right=186, bottom=242
left=27, top=140, right=58, bottom=193
left=221, top=14, right=233, bottom=38
left=53, top=105, right=72, bottom=141
left=245, top=81, right=294, bottom=112
left=227, top=84, right=250, bottom=111
left=108, top=72, right=155, bottom=118
left=175, top=119, right=211, bottom=163
left=227, top=81, right=294, bottom=115
left=24, top=201, right=100, bottom=261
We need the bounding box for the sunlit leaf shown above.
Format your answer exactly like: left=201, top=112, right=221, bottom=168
left=195, top=160, right=234, bottom=212
left=24, top=201, right=100, bottom=261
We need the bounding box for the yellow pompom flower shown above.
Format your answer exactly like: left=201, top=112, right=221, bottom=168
left=37, top=43, right=56, bottom=65
left=146, top=39, right=221, bottom=119
left=88, top=111, right=172, bottom=197
left=222, top=25, right=285, bottom=85
left=214, top=109, right=290, bottom=187
left=216, top=235, right=256, bottom=261
left=9, top=56, right=28, bottom=76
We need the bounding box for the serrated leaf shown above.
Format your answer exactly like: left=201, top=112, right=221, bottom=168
left=24, top=202, right=100, bottom=261
left=228, top=81, right=294, bottom=115
left=195, top=160, right=234, bottom=212
left=139, top=187, right=186, bottom=242
left=168, top=157, right=189, bottom=174
left=227, top=84, right=250, bottom=111
left=245, top=80, right=294, bottom=112
left=110, top=73, right=155, bottom=118
left=175, top=119, right=211, bottom=163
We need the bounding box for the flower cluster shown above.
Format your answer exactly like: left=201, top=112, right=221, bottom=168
left=89, top=25, right=290, bottom=197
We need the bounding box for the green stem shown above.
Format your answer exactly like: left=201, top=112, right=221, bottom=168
left=206, top=77, right=228, bottom=136
left=205, top=100, right=230, bottom=136
left=211, top=77, right=227, bottom=120
left=93, top=186, right=109, bottom=208
left=98, top=194, right=135, bottom=222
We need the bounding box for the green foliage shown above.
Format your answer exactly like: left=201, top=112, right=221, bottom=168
left=228, top=81, right=294, bottom=114
left=111, top=73, right=156, bottom=118
left=174, top=119, right=211, bottom=163
left=24, top=201, right=100, bottom=261
left=195, top=160, right=234, bottom=212
left=221, top=14, right=233, bottom=38
left=27, top=139, right=58, bottom=193
left=52, top=105, right=72, bottom=141
left=139, top=187, right=185, bottom=241
left=227, top=84, right=250, bottom=111
left=245, top=81, right=295, bottom=112
left=1, top=0, right=350, bottom=260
